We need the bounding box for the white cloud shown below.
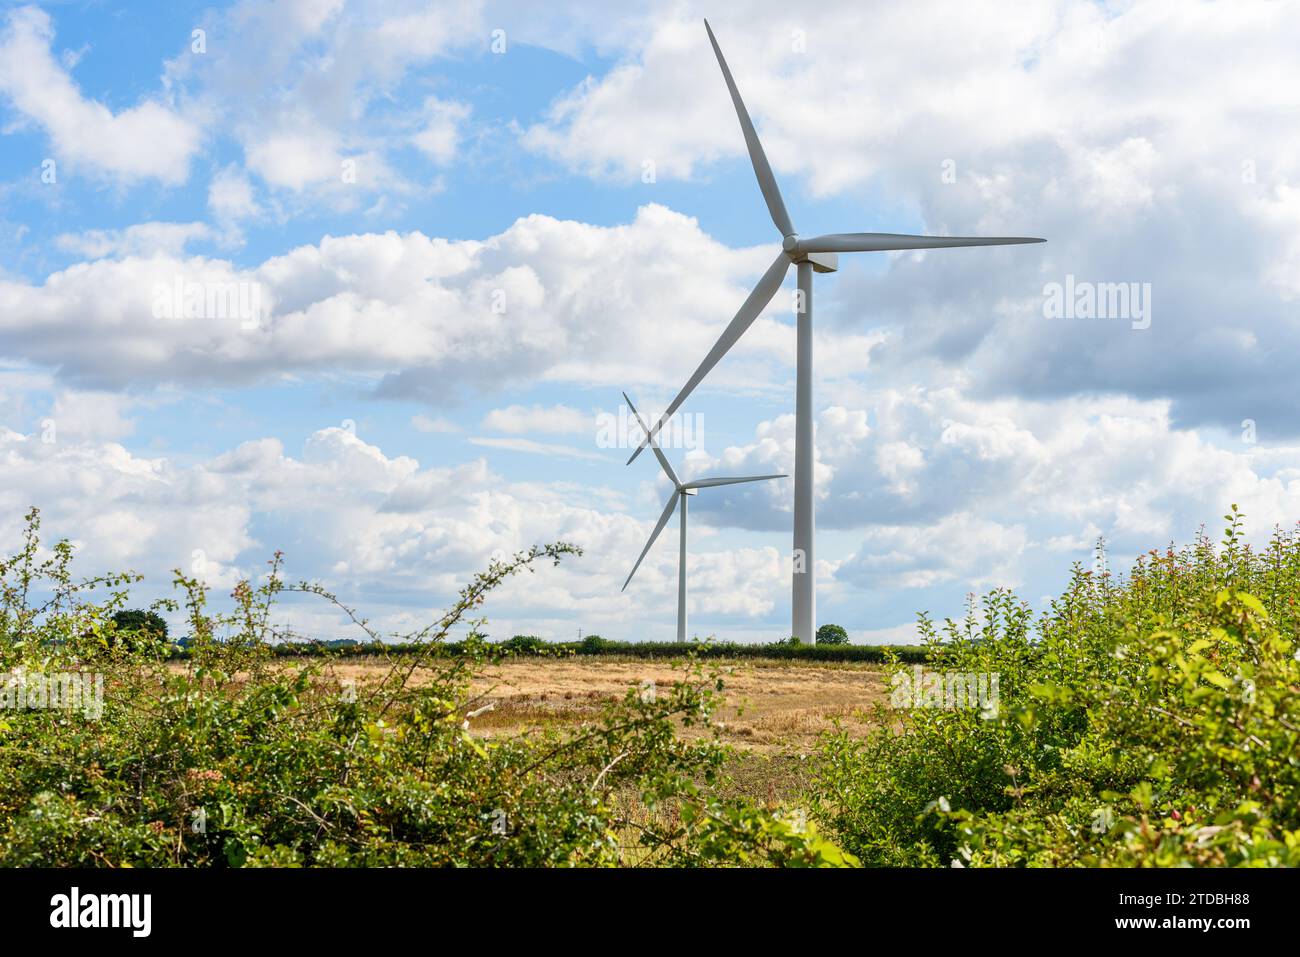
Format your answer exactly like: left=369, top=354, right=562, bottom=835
left=160, top=0, right=488, bottom=203
left=0, top=205, right=793, bottom=396
left=839, top=513, right=1029, bottom=591
left=245, top=127, right=347, bottom=192
left=469, top=436, right=604, bottom=462
left=0, top=6, right=201, bottom=185
left=519, top=0, right=1300, bottom=438
left=55, top=223, right=212, bottom=260
left=481, top=403, right=590, bottom=435
left=8, top=0, right=1300, bottom=643
left=46, top=390, right=138, bottom=441
left=524, top=1, right=1300, bottom=197
left=0, top=420, right=786, bottom=640
left=207, top=166, right=262, bottom=234
left=683, top=385, right=1300, bottom=598
left=413, top=97, right=471, bottom=164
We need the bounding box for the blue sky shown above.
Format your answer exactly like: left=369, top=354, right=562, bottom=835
left=3, top=0, right=1300, bottom=643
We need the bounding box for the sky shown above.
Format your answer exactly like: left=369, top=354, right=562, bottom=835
left=2, top=0, right=1300, bottom=644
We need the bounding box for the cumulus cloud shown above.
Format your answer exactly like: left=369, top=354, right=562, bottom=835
left=7, top=0, right=1300, bottom=642
left=522, top=0, right=1300, bottom=436
left=162, top=0, right=487, bottom=202
left=0, top=6, right=201, bottom=184
left=45, top=390, right=139, bottom=442
left=680, top=385, right=1300, bottom=598
left=0, top=421, right=787, bottom=641
left=0, top=205, right=796, bottom=396
left=839, top=513, right=1028, bottom=591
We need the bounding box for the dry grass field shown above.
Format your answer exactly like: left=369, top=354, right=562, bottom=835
left=324, top=655, right=889, bottom=749
left=323, top=655, right=892, bottom=803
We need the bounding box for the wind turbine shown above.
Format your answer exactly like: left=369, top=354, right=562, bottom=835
left=621, top=391, right=786, bottom=643
left=628, top=19, right=1045, bottom=643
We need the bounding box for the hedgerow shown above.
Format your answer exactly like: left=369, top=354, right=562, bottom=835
left=0, top=508, right=855, bottom=868
left=261, top=638, right=929, bottom=663
left=811, top=507, right=1300, bottom=867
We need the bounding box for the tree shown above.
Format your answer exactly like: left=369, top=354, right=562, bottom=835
left=500, top=634, right=547, bottom=654
left=109, top=609, right=168, bottom=648
left=816, top=624, right=849, bottom=645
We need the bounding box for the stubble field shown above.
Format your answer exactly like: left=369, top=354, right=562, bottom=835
left=325, top=655, right=892, bottom=802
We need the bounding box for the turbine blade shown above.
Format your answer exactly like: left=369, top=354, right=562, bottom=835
left=683, top=474, right=787, bottom=490
left=704, top=19, right=794, bottom=238
left=622, top=391, right=680, bottom=488
left=628, top=251, right=791, bottom=464
left=622, top=490, right=681, bottom=591
left=797, top=232, right=1046, bottom=254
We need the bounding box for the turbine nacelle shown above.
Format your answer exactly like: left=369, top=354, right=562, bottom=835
left=790, top=250, right=839, bottom=274
left=783, top=234, right=838, bottom=271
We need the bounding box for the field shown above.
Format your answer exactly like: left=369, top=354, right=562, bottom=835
left=326, top=655, right=891, bottom=802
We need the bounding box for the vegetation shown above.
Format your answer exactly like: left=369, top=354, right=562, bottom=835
left=580, top=633, right=610, bottom=653
left=6, top=502, right=1299, bottom=868
left=497, top=634, right=549, bottom=655
left=0, top=508, right=853, bottom=867
left=812, top=507, right=1300, bottom=867
left=227, top=636, right=929, bottom=663
left=109, top=608, right=168, bottom=649
left=816, top=624, right=850, bottom=645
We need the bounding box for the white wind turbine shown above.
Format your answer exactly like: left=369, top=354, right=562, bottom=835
left=621, top=391, right=786, bottom=643
left=629, top=19, right=1045, bottom=643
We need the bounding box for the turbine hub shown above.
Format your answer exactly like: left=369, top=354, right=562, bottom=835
left=782, top=234, right=799, bottom=254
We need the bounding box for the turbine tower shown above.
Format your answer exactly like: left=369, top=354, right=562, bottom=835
left=622, top=392, right=786, bottom=643
left=629, top=19, right=1045, bottom=643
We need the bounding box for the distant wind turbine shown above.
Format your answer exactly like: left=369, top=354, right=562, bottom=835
left=621, top=391, right=786, bottom=643
left=628, top=19, right=1045, bottom=643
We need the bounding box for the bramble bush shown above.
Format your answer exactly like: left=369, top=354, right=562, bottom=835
left=0, top=508, right=854, bottom=868
left=811, top=506, right=1300, bottom=866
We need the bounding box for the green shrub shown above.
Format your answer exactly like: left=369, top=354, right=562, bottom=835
left=811, top=506, right=1300, bottom=867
